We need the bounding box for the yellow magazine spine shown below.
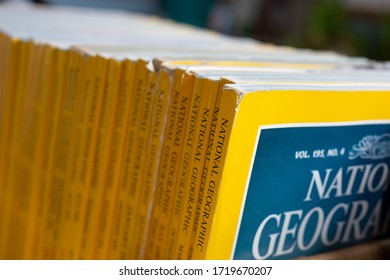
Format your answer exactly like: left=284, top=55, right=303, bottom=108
left=83, top=58, right=123, bottom=259
left=36, top=48, right=70, bottom=259
left=3, top=40, right=43, bottom=259
left=105, top=59, right=137, bottom=259
left=17, top=42, right=42, bottom=258
left=204, top=87, right=237, bottom=260
left=62, top=50, right=88, bottom=259
left=128, top=70, right=158, bottom=259
left=0, top=36, right=21, bottom=259
left=138, top=69, right=172, bottom=259
left=0, top=36, right=19, bottom=189
left=191, top=80, right=230, bottom=260
left=99, top=59, right=136, bottom=259
left=64, top=54, right=97, bottom=259
left=0, top=32, right=7, bottom=242
left=114, top=60, right=150, bottom=259
left=0, top=36, right=22, bottom=259
left=184, top=78, right=220, bottom=260
left=33, top=45, right=60, bottom=259
left=1, top=39, right=31, bottom=259
left=154, top=70, right=194, bottom=259
left=43, top=48, right=74, bottom=259
left=47, top=49, right=81, bottom=259
left=24, top=44, right=57, bottom=259
left=72, top=55, right=108, bottom=259
left=143, top=68, right=184, bottom=259
left=173, top=77, right=205, bottom=260
left=56, top=50, right=86, bottom=259
left=164, top=72, right=195, bottom=259
left=118, top=65, right=152, bottom=259
left=92, top=59, right=125, bottom=259
left=0, top=31, right=6, bottom=148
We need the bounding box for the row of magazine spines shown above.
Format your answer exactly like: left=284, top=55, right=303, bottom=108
left=91, top=46, right=234, bottom=261
left=0, top=41, right=95, bottom=259
left=0, top=37, right=189, bottom=260
left=0, top=37, right=233, bottom=257
left=136, top=68, right=224, bottom=260
left=56, top=48, right=231, bottom=260
left=138, top=66, right=237, bottom=260
left=0, top=38, right=51, bottom=259
left=0, top=39, right=135, bottom=259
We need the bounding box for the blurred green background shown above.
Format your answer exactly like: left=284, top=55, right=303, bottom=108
left=12, top=0, right=390, bottom=61
left=206, top=0, right=390, bottom=61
